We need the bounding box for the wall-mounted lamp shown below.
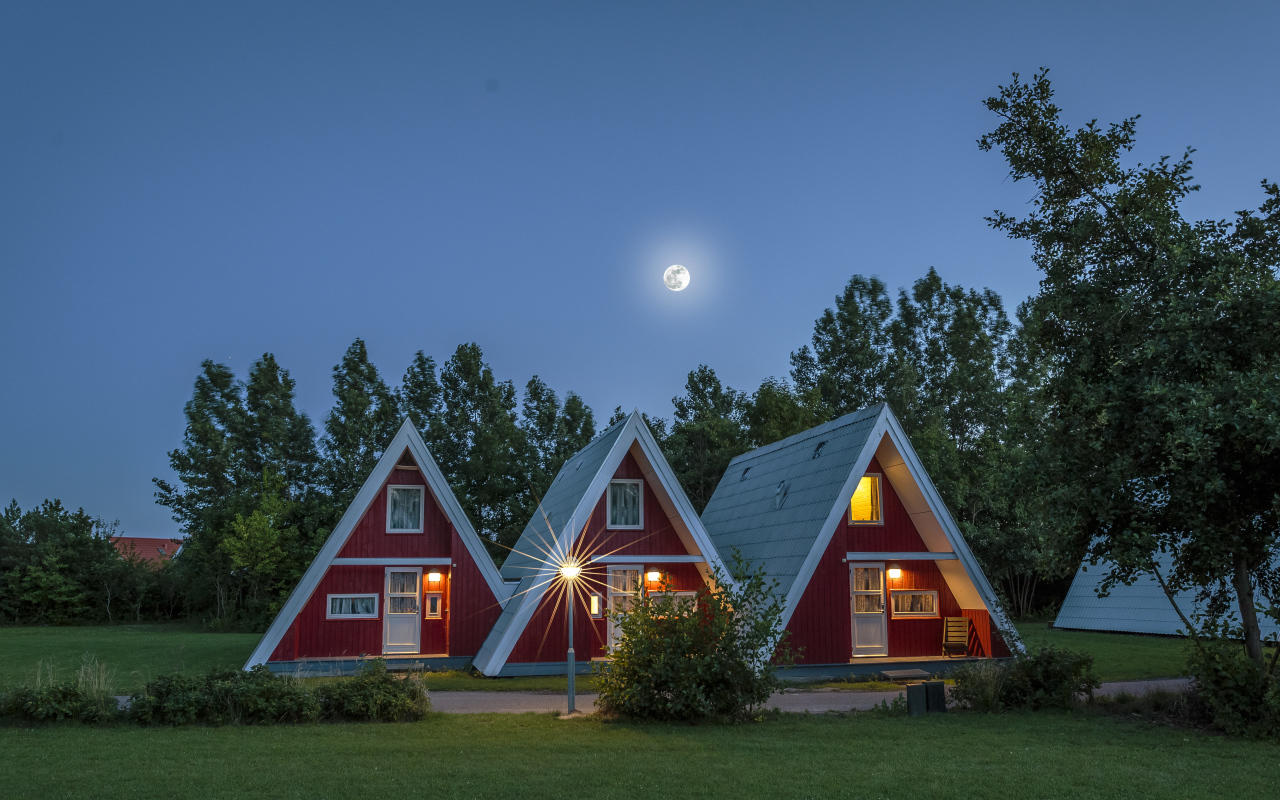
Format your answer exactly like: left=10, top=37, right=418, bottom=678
left=427, top=571, right=442, bottom=583
left=646, top=571, right=662, bottom=583
left=887, top=565, right=902, bottom=580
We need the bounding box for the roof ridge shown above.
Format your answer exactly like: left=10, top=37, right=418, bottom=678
left=727, top=403, right=884, bottom=466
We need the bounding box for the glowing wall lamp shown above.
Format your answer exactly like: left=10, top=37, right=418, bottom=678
left=427, top=572, right=442, bottom=583
left=887, top=564, right=902, bottom=580
left=646, top=571, right=662, bottom=583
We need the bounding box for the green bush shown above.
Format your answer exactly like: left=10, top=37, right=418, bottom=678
left=129, top=665, right=320, bottom=725
left=952, top=645, right=1099, bottom=712
left=0, top=657, right=122, bottom=724
left=1186, top=636, right=1280, bottom=737
left=315, top=660, right=431, bottom=722
left=595, top=558, right=792, bottom=723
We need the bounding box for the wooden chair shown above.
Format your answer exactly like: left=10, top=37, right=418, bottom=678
left=943, top=616, right=970, bottom=657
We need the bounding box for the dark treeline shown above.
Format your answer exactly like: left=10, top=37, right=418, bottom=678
left=3, top=266, right=1068, bottom=630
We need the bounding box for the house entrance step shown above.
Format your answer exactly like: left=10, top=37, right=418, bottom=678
left=880, top=668, right=931, bottom=681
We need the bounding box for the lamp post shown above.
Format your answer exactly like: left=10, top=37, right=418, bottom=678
left=559, top=560, right=582, bottom=714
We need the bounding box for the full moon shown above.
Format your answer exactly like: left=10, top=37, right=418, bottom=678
left=663, top=265, right=690, bottom=291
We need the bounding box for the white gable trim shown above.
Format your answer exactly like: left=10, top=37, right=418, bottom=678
left=474, top=411, right=725, bottom=675
left=779, top=406, right=1019, bottom=651
left=244, top=419, right=508, bottom=669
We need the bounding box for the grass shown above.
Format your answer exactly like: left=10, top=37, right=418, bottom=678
left=0, top=712, right=1274, bottom=799
left=1015, top=623, right=1190, bottom=682
left=0, top=624, right=259, bottom=694
left=1, top=622, right=1217, bottom=694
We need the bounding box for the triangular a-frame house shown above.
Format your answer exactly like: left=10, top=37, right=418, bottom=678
left=246, top=419, right=509, bottom=674
left=473, top=411, right=727, bottom=676
left=701, top=403, right=1016, bottom=677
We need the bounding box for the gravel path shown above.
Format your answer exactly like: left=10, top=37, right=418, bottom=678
left=427, top=679, right=1192, bottom=714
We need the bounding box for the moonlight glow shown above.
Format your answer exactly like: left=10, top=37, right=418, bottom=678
left=663, top=265, right=690, bottom=291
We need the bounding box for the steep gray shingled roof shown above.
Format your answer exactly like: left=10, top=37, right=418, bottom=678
left=499, top=417, right=629, bottom=582
left=700, top=404, right=883, bottom=601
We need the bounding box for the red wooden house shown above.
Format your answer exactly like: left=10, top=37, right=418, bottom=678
left=700, top=403, right=1016, bottom=678
left=472, top=411, right=727, bottom=676
left=245, top=419, right=509, bottom=674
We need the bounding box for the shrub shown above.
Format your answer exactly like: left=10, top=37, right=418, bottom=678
left=0, top=657, right=122, bottom=724
left=1185, top=636, right=1280, bottom=737
left=951, top=645, right=1099, bottom=712
left=315, top=659, right=431, bottom=722
left=595, top=558, right=793, bottom=723
left=129, top=664, right=320, bottom=725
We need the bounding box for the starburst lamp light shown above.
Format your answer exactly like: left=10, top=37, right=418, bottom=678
left=559, top=560, right=582, bottom=714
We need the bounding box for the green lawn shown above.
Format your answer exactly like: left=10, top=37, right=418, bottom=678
left=1015, top=623, right=1190, bottom=682
left=0, top=625, right=260, bottom=693
left=1, top=623, right=1211, bottom=694
left=0, top=712, right=1273, bottom=799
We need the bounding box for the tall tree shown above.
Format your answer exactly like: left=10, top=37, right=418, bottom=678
left=790, top=275, right=896, bottom=416
left=980, top=69, right=1280, bottom=668
left=663, top=366, right=750, bottom=514
left=742, top=378, right=827, bottom=449
left=399, top=351, right=444, bottom=446
left=242, top=353, right=319, bottom=497
left=320, top=339, right=401, bottom=508
left=521, top=376, right=596, bottom=488
left=434, top=343, right=530, bottom=555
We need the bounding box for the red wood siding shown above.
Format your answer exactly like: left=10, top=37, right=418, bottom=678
left=505, top=458, right=708, bottom=664
left=337, top=453, right=451, bottom=559
left=786, top=456, right=988, bottom=662
left=268, top=449, right=502, bottom=661
left=294, top=565, right=386, bottom=659
left=448, top=528, right=504, bottom=657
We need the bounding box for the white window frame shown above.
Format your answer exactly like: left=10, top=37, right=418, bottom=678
left=606, top=479, right=644, bottom=530
left=890, top=589, right=939, bottom=619
left=424, top=592, right=443, bottom=619
left=326, top=593, right=379, bottom=620
left=386, top=485, right=425, bottom=533
left=849, top=473, right=884, bottom=526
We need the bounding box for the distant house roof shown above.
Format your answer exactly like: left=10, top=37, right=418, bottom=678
left=1055, top=554, right=1280, bottom=638
left=112, top=537, right=182, bottom=565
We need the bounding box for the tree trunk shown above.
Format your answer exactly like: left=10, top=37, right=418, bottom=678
left=1232, top=553, right=1266, bottom=671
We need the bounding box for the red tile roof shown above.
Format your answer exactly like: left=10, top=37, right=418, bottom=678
left=112, top=537, right=182, bottom=565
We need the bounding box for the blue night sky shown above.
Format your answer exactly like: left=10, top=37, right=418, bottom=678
left=2, top=2, right=1277, bottom=537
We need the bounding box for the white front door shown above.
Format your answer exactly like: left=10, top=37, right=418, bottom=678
left=607, top=566, right=641, bottom=651
left=383, top=568, right=421, bottom=654
left=850, top=563, right=888, bottom=657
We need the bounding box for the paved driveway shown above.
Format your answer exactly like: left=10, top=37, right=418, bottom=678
left=427, top=678, right=1191, bottom=714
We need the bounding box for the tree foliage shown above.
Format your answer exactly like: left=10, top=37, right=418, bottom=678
left=980, top=69, right=1280, bottom=669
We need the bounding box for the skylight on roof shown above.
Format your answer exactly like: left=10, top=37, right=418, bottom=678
left=740, top=466, right=751, bottom=481
left=775, top=480, right=789, bottom=509
left=812, top=441, right=827, bottom=459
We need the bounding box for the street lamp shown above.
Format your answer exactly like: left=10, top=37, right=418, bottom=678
left=559, top=560, right=582, bottom=714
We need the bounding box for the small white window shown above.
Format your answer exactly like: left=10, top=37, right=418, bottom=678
left=891, top=590, right=939, bottom=618
left=607, top=480, right=643, bottom=529
left=387, top=485, right=424, bottom=533
left=326, top=594, right=378, bottom=619
left=589, top=593, right=604, bottom=619
left=424, top=593, right=443, bottom=619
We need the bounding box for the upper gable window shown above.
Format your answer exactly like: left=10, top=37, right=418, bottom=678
left=387, top=485, right=424, bottom=533
left=850, top=475, right=882, bottom=525
left=608, top=480, right=643, bottom=529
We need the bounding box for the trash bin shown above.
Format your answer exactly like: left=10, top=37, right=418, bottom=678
left=906, top=683, right=927, bottom=716
left=924, top=680, right=946, bottom=713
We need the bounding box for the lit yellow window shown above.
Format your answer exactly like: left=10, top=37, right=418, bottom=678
left=850, top=475, right=882, bottom=524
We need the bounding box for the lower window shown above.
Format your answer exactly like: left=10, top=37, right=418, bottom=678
left=424, top=593, right=443, bottom=619
left=890, top=590, right=938, bottom=618
left=327, top=594, right=378, bottom=619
